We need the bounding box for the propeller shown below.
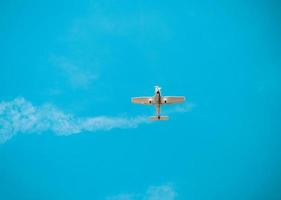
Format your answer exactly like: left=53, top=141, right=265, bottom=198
left=154, top=85, right=161, bottom=91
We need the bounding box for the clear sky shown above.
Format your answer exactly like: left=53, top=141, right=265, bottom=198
left=0, top=0, right=281, bottom=200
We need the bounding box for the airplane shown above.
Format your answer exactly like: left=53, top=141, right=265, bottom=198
left=131, top=86, right=185, bottom=120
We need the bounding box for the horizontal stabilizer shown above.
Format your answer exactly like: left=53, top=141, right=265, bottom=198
left=149, top=116, right=169, bottom=121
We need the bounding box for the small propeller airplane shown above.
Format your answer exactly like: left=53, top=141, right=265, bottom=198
left=131, top=86, right=185, bottom=120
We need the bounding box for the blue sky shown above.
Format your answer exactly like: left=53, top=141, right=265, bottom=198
left=0, top=0, right=281, bottom=199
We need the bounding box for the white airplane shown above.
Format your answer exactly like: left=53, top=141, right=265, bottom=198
left=131, top=86, right=185, bottom=120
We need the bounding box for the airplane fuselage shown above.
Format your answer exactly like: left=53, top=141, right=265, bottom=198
left=154, top=86, right=161, bottom=118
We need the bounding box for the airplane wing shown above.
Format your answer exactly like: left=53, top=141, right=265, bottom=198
left=131, top=97, right=154, bottom=105
left=161, top=96, right=185, bottom=104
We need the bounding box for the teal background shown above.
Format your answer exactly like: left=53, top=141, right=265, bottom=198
left=0, top=0, right=281, bottom=199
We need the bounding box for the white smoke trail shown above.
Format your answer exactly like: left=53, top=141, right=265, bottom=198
left=0, top=98, right=148, bottom=144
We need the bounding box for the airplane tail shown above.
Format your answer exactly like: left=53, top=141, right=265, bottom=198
left=149, top=116, right=169, bottom=121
